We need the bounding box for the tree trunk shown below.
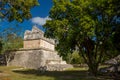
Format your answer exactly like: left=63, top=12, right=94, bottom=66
left=88, top=63, right=99, bottom=76
left=5, top=54, right=9, bottom=66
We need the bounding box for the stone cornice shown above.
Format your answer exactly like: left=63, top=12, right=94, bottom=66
left=24, top=37, right=55, bottom=45
left=13, top=47, right=57, bottom=52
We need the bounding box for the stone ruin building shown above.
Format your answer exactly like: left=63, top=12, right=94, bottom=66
left=8, top=26, right=73, bottom=71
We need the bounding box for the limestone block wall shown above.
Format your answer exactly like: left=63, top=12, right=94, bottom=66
left=24, top=39, right=55, bottom=51
left=24, top=40, right=40, bottom=49
left=8, top=50, right=44, bottom=69
left=40, top=39, right=55, bottom=51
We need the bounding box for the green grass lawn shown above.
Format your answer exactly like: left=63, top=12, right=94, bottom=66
left=0, top=66, right=115, bottom=80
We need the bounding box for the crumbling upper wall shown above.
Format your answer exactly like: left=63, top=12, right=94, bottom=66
left=23, top=26, right=55, bottom=51
left=24, top=26, right=44, bottom=40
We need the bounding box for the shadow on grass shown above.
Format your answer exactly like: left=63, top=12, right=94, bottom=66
left=12, top=69, right=119, bottom=80
left=12, top=69, right=95, bottom=80
left=0, top=71, right=3, bottom=73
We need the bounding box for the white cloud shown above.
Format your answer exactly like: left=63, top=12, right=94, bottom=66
left=31, top=16, right=51, bottom=26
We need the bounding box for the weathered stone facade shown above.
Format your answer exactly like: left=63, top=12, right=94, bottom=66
left=8, top=26, right=73, bottom=71
left=24, top=26, right=55, bottom=51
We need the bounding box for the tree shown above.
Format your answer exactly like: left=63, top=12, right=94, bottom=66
left=2, top=32, right=23, bottom=66
left=2, top=33, right=23, bottom=51
left=0, top=26, right=23, bottom=65
left=0, top=0, right=39, bottom=65
left=62, top=51, right=84, bottom=64
left=44, top=0, right=120, bottom=76
left=0, top=0, right=39, bottom=22
left=0, top=0, right=39, bottom=54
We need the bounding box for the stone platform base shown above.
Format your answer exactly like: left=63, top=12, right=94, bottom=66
left=7, top=48, right=73, bottom=71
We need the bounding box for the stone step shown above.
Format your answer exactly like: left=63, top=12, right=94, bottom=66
left=46, top=64, right=73, bottom=71
left=38, top=64, right=73, bottom=71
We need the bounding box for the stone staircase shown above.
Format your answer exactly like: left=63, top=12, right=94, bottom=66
left=38, top=51, right=73, bottom=71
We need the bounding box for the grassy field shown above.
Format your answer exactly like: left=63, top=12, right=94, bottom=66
left=0, top=66, right=115, bottom=80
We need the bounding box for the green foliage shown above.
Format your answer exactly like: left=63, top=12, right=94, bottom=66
left=0, top=26, right=23, bottom=54
left=71, top=51, right=84, bottom=64
left=1, top=34, right=23, bottom=53
left=62, top=51, right=84, bottom=64
left=0, top=0, right=39, bottom=22
left=44, top=0, right=120, bottom=76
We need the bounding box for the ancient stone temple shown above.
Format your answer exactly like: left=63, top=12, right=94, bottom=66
left=8, top=26, right=73, bottom=71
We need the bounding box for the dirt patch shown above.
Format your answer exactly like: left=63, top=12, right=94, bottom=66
left=0, top=73, right=10, bottom=77
left=0, top=78, right=11, bottom=80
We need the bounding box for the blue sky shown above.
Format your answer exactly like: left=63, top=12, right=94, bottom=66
left=0, top=0, right=53, bottom=36
left=32, top=0, right=53, bottom=17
